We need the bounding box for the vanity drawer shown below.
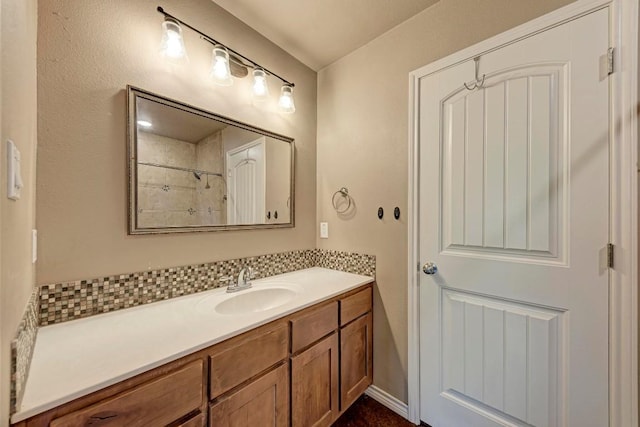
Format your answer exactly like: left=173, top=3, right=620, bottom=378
left=290, top=301, right=338, bottom=353
left=50, top=360, right=203, bottom=427
left=340, top=287, right=372, bottom=326
left=209, top=322, right=288, bottom=399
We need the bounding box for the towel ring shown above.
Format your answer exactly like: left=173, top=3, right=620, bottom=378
left=332, top=187, right=352, bottom=214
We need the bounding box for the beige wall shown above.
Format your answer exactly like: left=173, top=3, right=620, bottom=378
left=37, top=0, right=317, bottom=284
left=0, top=0, right=38, bottom=424
left=316, top=0, right=574, bottom=403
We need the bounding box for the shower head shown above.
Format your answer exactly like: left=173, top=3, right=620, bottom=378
left=193, top=171, right=202, bottom=180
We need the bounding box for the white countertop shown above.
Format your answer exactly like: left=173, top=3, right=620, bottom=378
left=13, top=267, right=373, bottom=423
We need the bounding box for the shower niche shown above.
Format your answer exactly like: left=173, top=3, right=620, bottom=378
left=127, top=86, right=294, bottom=234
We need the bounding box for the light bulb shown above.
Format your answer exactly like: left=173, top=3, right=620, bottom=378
left=210, top=45, right=233, bottom=86
left=137, top=120, right=153, bottom=128
left=159, top=19, right=187, bottom=62
left=252, top=68, right=270, bottom=102
left=278, top=85, right=296, bottom=113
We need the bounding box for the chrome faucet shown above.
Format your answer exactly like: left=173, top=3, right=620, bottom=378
left=220, top=266, right=254, bottom=293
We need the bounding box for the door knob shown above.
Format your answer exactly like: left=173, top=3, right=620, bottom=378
left=422, top=262, right=438, bottom=275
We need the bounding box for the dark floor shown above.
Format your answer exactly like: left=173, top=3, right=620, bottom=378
left=333, top=395, right=419, bottom=427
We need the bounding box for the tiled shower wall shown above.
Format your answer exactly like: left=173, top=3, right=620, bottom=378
left=137, top=130, right=226, bottom=228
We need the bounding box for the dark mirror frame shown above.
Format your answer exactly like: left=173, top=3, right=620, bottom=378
left=127, top=85, right=295, bottom=234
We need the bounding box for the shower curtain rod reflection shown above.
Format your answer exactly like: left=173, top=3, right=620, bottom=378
left=138, top=161, right=223, bottom=177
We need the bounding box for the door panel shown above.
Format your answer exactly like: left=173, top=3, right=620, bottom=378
left=441, top=290, right=563, bottom=426
left=226, top=138, right=266, bottom=224
left=419, top=8, right=609, bottom=427
left=441, top=64, right=566, bottom=262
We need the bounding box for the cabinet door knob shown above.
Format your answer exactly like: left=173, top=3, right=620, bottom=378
left=422, top=262, right=438, bottom=275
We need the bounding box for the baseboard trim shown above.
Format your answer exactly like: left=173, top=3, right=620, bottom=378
left=365, top=385, right=410, bottom=421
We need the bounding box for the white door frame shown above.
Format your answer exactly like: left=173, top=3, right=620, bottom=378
left=407, top=0, right=639, bottom=425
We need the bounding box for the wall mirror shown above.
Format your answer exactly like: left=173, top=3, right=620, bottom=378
left=127, top=86, right=294, bottom=234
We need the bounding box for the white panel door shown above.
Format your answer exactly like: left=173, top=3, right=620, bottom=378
left=226, top=138, right=266, bottom=224
left=419, top=9, right=609, bottom=427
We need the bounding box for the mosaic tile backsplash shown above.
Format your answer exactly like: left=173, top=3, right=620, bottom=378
left=316, top=249, right=376, bottom=277
left=10, top=288, right=39, bottom=414
left=39, top=249, right=375, bottom=326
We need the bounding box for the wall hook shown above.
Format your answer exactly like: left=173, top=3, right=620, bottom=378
left=463, top=56, right=486, bottom=91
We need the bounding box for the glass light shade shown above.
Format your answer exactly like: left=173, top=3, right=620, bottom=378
left=252, top=68, right=270, bottom=102
left=159, top=19, right=187, bottom=62
left=210, top=45, right=233, bottom=86
left=278, top=85, right=296, bottom=113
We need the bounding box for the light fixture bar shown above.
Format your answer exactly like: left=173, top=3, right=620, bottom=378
left=156, top=6, right=295, bottom=87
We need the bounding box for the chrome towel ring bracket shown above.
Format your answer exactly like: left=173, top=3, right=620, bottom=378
left=332, top=187, right=352, bottom=214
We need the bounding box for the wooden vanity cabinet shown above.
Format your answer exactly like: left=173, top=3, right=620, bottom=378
left=339, top=287, right=373, bottom=412
left=14, top=283, right=373, bottom=427
left=208, top=321, right=289, bottom=399
left=49, top=360, right=204, bottom=427
left=209, top=363, right=289, bottom=426
left=292, top=333, right=340, bottom=427
left=290, top=301, right=340, bottom=427
left=207, top=320, right=290, bottom=426
left=20, top=359, right=208, bottom=427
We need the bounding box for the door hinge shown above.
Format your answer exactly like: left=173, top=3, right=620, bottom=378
left=607, top=243, right=614, bottom=269
left=607, top=47, right=615, bottom=75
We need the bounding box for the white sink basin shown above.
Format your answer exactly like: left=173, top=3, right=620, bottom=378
left=197, top=283, right=300, bottom=315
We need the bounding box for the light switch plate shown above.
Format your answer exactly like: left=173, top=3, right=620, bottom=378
left=320, top=222, right=329, bottom=239
left=7, top=140, right=23, bottom=200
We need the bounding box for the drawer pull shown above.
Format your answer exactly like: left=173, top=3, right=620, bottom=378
left=87, top=412, right=119, bottom=426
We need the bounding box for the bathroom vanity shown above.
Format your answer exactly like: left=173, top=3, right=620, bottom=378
left=12, top=268, right=373, bottom=426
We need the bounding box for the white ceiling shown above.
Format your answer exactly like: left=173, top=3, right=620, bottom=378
left=214, top=0, right=440, bottom=71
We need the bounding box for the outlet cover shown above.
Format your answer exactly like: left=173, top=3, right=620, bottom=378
left=320, top=222, right=329, bottom=239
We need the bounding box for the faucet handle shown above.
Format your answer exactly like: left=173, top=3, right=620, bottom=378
left=219, top=275, right=236, bottom=285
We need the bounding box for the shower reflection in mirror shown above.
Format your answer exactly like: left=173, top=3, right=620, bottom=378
left=128, top=86, right=294, bottom=234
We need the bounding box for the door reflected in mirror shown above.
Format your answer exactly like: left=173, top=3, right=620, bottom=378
left=128, top=86, right=294, bottom=234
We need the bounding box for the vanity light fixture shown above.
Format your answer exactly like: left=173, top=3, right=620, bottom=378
left=210, top=45, right=233, bottom=86
left=278, top=84, right=296, bottom=114
left=252, top=68, right=270, bottom=102
left=137, top=120, right=153, bottom=128
left=159, top=17, right=188, bottom=62
left=156, top=6, right=296, bottom=113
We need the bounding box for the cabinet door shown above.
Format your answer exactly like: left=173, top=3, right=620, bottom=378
left=291, top=333, right=339, bottom=427
left=340, top=312, right=373, bottom=410
left=209, top=363, right=289, bottom=427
